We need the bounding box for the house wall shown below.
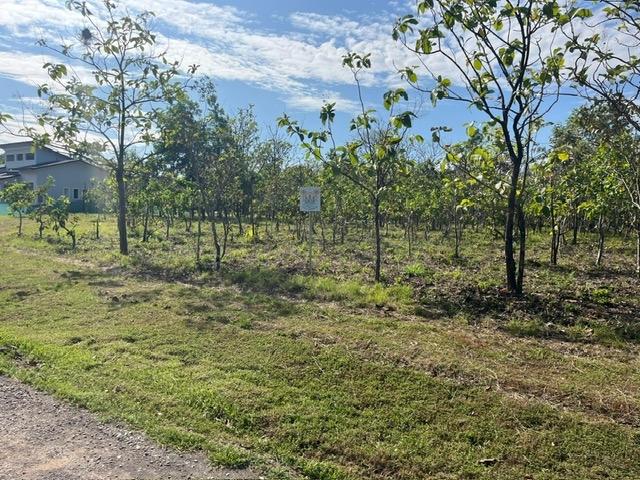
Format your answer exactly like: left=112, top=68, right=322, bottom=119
left=20, top=161, right=109, bottom=210
left=3, top=143, right=37, bottom=168
left=0, top=176, right=18, bottom=189
left=34, top=148, right=71, bottom=166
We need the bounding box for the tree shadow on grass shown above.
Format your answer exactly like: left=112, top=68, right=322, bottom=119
left=172, top=278, right=300, bottom=332
left=418, top=281, right=640, bottom=345
left=219, top=266, right=306, bottom=296
left=57, top=257, right=304, bottom=322
left=60, top=269, right=104, bottom=281
left=58, top=268, right=163, bottom=310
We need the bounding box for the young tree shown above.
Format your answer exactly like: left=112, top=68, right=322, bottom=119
left=255, top=129, right=294, bottom=234
left=30, top=195, right=54, bottom=239
left=84, top=178, right=114, bottom=240
left=49, top=196, right=79, bottom=249
left=229, top=106, right=260, bottom=239
left=549, top=105, right=625, bottom=266
left=28, top=179, right=57, bottom=239
left=280, top=53, right=417, bottom=282
left=25, top=0, right=195, bottom=255
left=155, top=79, right=241, bottom=270
left=0, top=183, right=35, bottom=236
left=531, top=152, right=573, bottom=265
left=393, top=0, right=575, bottom=294
left=564, top=3, right=640, bottom=275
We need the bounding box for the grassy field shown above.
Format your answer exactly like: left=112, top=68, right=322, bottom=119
left=0, top=214, right=639, bottom=479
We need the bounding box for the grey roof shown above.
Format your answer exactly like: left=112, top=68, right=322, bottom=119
left=19, top=158, right=80, bottom=170
left=0, top=167, right=20, bottom=180
left=0, top=140, right=109, bottom=172
left=0, top=140, right=37, bottom=148
left=36, top=158, right=108, bottom=171
left=0, top=140, right=74, bottom=160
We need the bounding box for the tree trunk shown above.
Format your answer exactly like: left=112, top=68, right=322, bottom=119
left=195, top=210, right=202, bottom=267
left=211, top=213, right=222, bottom=272
left=505, top=190, right=518, bottom=294
left=373, top=196, right=382, bottom=282
left=213, top=226, right=221, bottom=271
left=186, top=208, right=193, bottom=233
left=250, top=206, right=257, bottom=240
left=516, top=204, right=526, bottom=294
left=319, top=216, right=326, bottom=251
left=636, top=218, right=640, bottom=278
left=142, top=206, right=150, bottom=243
left=407, top=214, right=413, bottom=259
left=236, top=210, right=244, bottom=235
left=596, top=214, right=605, bottom=267
left=115, top=165, right=128, bottom=255
left=453, top=208, right=461, bottom=259
left=551, top=230, right=559, bottom=265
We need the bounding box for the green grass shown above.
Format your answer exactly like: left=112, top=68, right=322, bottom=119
left=0, top=215, right=639, bottom=479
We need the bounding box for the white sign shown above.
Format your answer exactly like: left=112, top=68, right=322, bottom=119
left=300, top=187, right=321, bottom=212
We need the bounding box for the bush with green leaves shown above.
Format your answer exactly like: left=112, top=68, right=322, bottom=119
left=49, top=196, right=79, bottom=249
left=0, top=182, right=35, bottom=236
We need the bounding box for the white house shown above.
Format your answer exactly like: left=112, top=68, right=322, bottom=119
left=0, top=141, right=109, bottom=210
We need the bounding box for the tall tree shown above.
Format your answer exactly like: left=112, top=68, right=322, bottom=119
left=393, top=0, right=575, bottom=294
left=25, top=0, right=194, bottom=255
left=280, top=53, right=416, bottom=282
left=564, top=1, right=640, bottom=275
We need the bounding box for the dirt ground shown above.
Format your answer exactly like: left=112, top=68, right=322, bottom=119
left=0, top=376, right=259, bottom=480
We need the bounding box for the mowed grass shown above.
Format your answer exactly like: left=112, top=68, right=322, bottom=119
left=0, top=215, right=639, bottom=479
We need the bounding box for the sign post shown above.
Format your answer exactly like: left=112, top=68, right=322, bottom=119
left=299, top=187, right=321, bottom=269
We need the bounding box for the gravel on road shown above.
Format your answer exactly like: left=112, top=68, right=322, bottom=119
left=0, top=376, right=260, bottom=480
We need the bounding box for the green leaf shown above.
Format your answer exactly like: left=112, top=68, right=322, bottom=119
left=543, top=1, right=559, bottom=19
left=418, top=0, right=434, bottom=14
left=466, top=124, right=478, bottom=138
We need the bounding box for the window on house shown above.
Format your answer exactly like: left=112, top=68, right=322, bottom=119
left=73, top=188, right=79, bottom=199
left=63, top=188, right=69, bottom=197
left=6, top=154, right=14, bottom=162
left=16, top=154, right=23, bottom=161
left=26, top=152, right=35, bottom=161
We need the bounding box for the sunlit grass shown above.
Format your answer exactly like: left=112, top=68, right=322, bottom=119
left=1, top=215, right=639, bottom=479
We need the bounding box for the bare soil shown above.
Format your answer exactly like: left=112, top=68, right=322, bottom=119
left=0, top=376, right=258, bottom=480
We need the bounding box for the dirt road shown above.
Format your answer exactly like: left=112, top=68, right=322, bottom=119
left=0, top=376, right=258, bottom=480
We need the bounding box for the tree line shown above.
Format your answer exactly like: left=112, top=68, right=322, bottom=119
left=1, top=0, right=639, bottom=294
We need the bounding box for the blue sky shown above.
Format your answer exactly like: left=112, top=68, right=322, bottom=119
left=0, top=0, right=592, bottom=149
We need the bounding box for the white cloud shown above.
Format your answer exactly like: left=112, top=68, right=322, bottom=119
left=289, top=12, right=360, bottom=37
left=4, top=0, right=621, bottom=119
left=0, top=0, right=84, bottom=34
left=284, top=91, right=360, bottom=114
left=0, top=52, right=54, bottom=86
left=0, top=0, right=388, bottom=113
